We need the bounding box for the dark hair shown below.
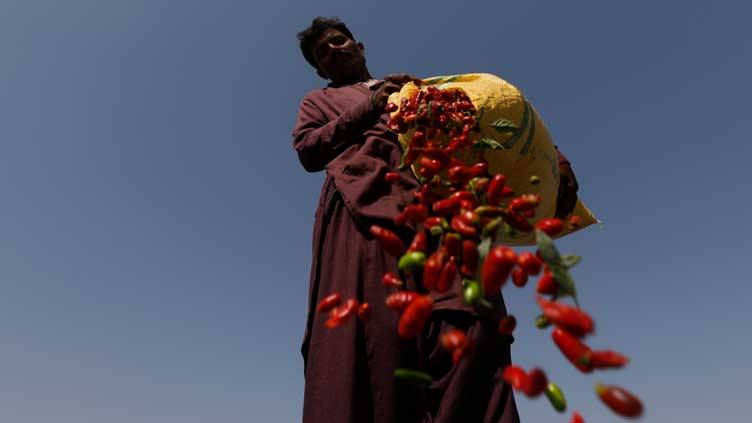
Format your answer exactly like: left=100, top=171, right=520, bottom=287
left=297, top=17, right=356, bottom=70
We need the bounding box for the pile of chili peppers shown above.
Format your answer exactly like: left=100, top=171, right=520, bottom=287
left=316, top=86, right=644, bottom=421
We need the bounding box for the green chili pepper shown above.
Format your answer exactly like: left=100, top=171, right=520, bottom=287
left=545, top=382, right=567, bottom=412
left=394, top=368, right=433, bottom=386
left=398, top=251, right=426, bottom=272
left=535, top=314, right=551, bottom=329
left=463, top=280, right=481, bottom=306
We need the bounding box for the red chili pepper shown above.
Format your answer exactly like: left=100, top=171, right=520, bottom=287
left=459, top=209, right=480, bottom=225
left=424, top=216, right=447, bottom=230
left=385, top=102, right=398, bottom=113
left=418, top=156, right=444, bottom=174
left=502, top=209, right=533, bottom=232
left=369, top=225, right=406, bottom=257
left=357, top=302, right=371, bottom=321
left=517, top=252, right=543, bottom=275
left=524, top=367, right=548, bottom=397
left=508, top=194, right=541, bottom=212
left=404, top=204, right=429, bottom=225
left=498, top=315, right=517, bottom=336
left=423, top=147, right=450, bottom=164
left=385, top=291, right=419, bottom=310
left=568, top=215, right=582, bottom=228
left=448, top=165, right=473, bottom=183
left=450, top=190, right=477, bottom=207
left=461, top=240, right=479, bottom=276
left=594, top=383, right=643, bottom=418
left=591, top=350, right=630, bottom=369
left=422, top=250, right=446, bottom=291
left=451, top=215, right=477, bottom=238
left=398, top=295, right=434, bottom=339
left=486, top=174, right=506, bottom=205
left=442, top=233, right=462, bottom=257
left=401, top=147, right=422, bottom=167
left=468, top=161, right=488, bottom=178
left=381, top=272, right=404, bottom=288
left=416, top=183, right=439, bottom=205
left=551, top=327, right=593, bottom=373
left=501, top=186, right=515, bottom=198
left=511, top=268, right=528, bottom=287
left=432, top=197, right=461, bottom=217
left=472, top=177, right=490, bottom=194
left=384, top=172, right=400, bottom=183
left=408, top=231, right=428, bottom=253
left=439, top=328, right=467, bottom=352
left=536, top=271, right=558, bottom=295
left=537, top=296, right=595, bottom=337
left=503, top=365, right=530, bottom=392
left=570, top=411, right=585, bottom=423
left=325, top=299, right=359, bottom=328
left=437, top=257, right=458, bottom=293
left=536, top=218, right=564, bottom=236
left=316, top=293, right=342, bottom=313
left=482, top=246, right=516, bottom=294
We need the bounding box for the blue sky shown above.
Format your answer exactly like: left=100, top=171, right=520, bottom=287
left=0, top=1, right=749, bottom=422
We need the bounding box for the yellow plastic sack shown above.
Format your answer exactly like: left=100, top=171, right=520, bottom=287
left=388, top=73, right=598, bottom=245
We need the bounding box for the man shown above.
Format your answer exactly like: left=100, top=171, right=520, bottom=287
left=292, top=17, right=578, bottom=423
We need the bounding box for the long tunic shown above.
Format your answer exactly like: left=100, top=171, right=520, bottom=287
left=292, top=80, right=522, bottom=423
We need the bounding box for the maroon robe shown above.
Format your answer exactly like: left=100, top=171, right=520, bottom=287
left=292, top=80, right=522, bottom=423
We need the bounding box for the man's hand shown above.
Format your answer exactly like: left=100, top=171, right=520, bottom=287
left=370, top=74, right=422, bottom=111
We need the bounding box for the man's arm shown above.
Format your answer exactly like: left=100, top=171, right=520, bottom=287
left=554, top=146, right=579, bottom=218
left=292, top=94, right=377, bottom=172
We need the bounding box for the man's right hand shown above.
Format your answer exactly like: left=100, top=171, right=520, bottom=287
left=370, top=74, right=422, bottom=111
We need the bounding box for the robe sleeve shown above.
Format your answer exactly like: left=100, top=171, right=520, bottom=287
left=292, top=93, right=379, bottom=172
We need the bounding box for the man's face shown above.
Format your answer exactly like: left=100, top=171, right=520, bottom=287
left=312, top=28, right=366, bottom=82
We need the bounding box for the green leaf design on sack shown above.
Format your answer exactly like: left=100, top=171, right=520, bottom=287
left=500, top=101, right=531, bottom=149
left=473, top=137, right=506, bottom=151
left=490, top=119, right=517, bottom=133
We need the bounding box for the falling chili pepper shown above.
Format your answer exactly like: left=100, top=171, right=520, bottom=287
left=357, top=302, right=371, bottom=321
left=418, top=156, right=444, bottom=175
left=439, top=328, right=467, bottom=352
left=442, top=233, right=462, bottom=257
left=482, top=246, right=516, bottom=294
left=545, top=382, right=567, bottom=412
left=551, top=327, right=594, bottom=373
left=524, top=367, right=548, bottom=397
left=385, top=102, right=398, bottom=113
left=437, top=257, right=458, bottom=293
left=463, top=280, right=481, bottom=306
left=385, top=291, right=420, bottom=310
left=502, top=209, right=534, bottom=232
left=461, top=240, right=479, bottom=276
left=432, top=197, right=461, bottom=217
left=536, top=271, right=557, bottom=295
left=451, top=215, right=477, bottom=238
left=511, top=268, right=528, bottom=287
left=569, top=411, right=584, bottom=423
left=517, top=251, right=543, bottom=275
left=536, top=218, right=564, bottom=236
left=384, top=172, right=400, bottom=183
left=325, top=299, right=359, bottom=329
left=369, top=225, right=406, bottom=257
left=424, top=216, right=447, bottom=231
left=501, top=186, right=515, bottom=198
left=475, top=205, right=505, bottom=218
left=537, top=296, right=595, bottom=337
left=594, top=383, right=643, bottom=418
left=450, top=190, right=477, bottom=207
left=591, top=350, right=630, bottom=369
left=535, top=314, right=551, bottom=329
left=316, top=293, right=342, bottom=313
left=503, top=365, right=530, bottom=392
left=422, top=250, right=446, bottom=291
left=408, top=231, right=428, bottom=253
left=398, top=295, right=434, bottom=339
left=486, top=174, right=507, bottom=205
left=398, top=251, right=427, bottom=273
left=568, top=215, right=582, bottom=228
left=381, top=272, right=404, bottom=288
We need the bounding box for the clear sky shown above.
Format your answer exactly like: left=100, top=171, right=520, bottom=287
left=0, top=1, right=749, bottom=422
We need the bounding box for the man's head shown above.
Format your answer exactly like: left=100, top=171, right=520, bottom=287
left=297, top=17, right=369, bottom=84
